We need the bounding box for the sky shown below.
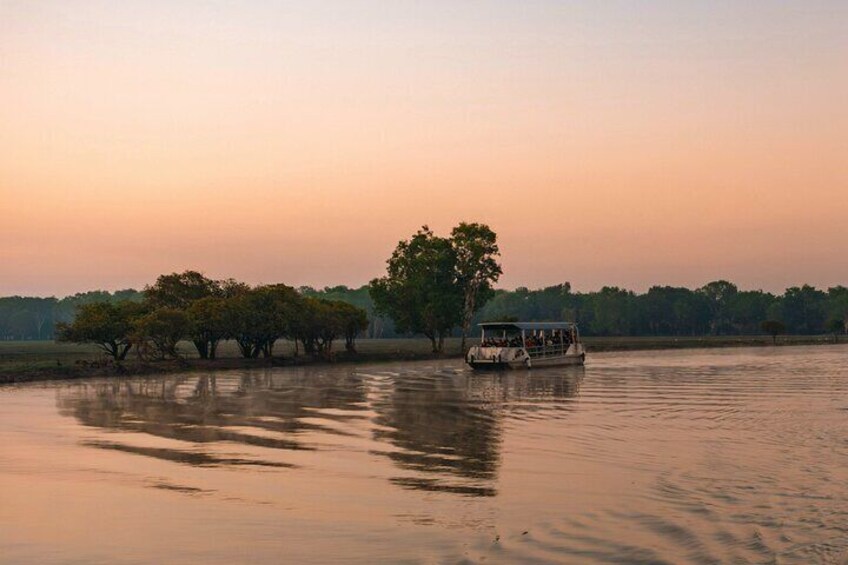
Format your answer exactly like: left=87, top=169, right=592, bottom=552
left=2, top=1, right=846, bottom=297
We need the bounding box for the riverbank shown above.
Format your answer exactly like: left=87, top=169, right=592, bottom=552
left=0, top=334, right=841, bottom=384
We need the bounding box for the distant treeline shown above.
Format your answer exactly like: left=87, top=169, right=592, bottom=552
left=2, top=280, right=846, bottom=341
left=297, top=281, right=848, bottom=339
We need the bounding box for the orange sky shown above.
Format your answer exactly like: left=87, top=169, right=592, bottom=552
left=2, top=1, right=846, bottom=296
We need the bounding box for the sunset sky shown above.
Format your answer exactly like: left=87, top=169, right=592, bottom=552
left=2, top=1, right=846, bottom=297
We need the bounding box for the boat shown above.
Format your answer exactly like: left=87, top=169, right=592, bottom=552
left=465, top=321, right=586, bottom=369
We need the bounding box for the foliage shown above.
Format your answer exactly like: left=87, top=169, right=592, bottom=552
left=761, top=320, right=786, bottom=344
left=132, top=308, right=192, bottom=359
left=55, top=300, right=146, bottom=360
left=289, top=297, right=369, bottom=356
left=370, top=226, right=463, bottom=353
left=451, top=222, right=502, bottom=352
left=826, top=317, right=844, bottom=342
left=292, top=297, right=338, bottom=356
left=144, top=271, right=221, bottom=309
left=300, top=284, right=392, bottom=338
left=142, top=271, right=255, bottom=358
left=698, top=280, right=738, bottom=335
left=186, top=297, right=230, bottom=359
left=588, top=287, right=635, bottom=336
left=227, top=285, right=301, bottom=358
left=336, top=301, right=369, bottom=353
left=5, top=272, right=848, bottom=344
left=777, top=285, right=828, bottom=335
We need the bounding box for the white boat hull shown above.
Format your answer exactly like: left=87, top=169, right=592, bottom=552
left=466, top=344, right=586, bottom=369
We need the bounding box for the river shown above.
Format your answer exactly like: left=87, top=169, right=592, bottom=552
left=2, top=345, right=848, bottom=564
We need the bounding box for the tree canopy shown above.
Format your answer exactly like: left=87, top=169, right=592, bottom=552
left=451, top=222, right=502, bottom=352
left=53, top=272, right=369, bottom=361
left=370, top=226, right=464, bottom=353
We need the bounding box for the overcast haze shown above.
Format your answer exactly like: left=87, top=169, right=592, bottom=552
left=2, top=1, right=846, bottom=297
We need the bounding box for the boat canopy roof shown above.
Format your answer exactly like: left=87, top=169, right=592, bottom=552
left=478, top=321, right=577, bottom=331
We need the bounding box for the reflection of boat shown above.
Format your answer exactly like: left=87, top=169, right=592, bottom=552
left=465, top=322, right=586, bottom=369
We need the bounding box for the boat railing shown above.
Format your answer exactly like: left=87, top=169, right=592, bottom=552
left=524, top=343, right=574, bottom=358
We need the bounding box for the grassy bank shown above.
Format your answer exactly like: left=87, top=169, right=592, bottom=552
left=0, top=334, right=842, bottom=384
left=0, top=338, right=465, bottom=384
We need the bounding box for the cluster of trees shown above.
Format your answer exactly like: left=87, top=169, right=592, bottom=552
left=477, top=281, right=848, bottom=339
left=370, top=223, right=502, bottom=353
left=307, top=280, right=847, bottom=343
left=55, top=272, right=368, bottom=361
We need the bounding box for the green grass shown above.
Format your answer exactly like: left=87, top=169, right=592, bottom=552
left=0, top=338, right=465, bottom=373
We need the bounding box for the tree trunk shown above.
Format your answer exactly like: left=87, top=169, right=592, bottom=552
left=193, top=339, right=209, bottom=359
left=237, top=340, right=253, bottom=358
left=460, top=287, right=477, bottom=354
left=119, top=343, right=132, bottom=361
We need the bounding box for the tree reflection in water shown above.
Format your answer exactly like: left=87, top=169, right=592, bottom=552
left=55, top=365, right=582, bottom=497
left=56, top=369, right=369, bottom=467
left=370, top=367, right=583, bottom=497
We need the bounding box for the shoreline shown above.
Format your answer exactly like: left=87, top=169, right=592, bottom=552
left=0, top=335, right=842, bottom=385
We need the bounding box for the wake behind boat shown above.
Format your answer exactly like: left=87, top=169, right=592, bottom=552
left=465, top=322, right=586, bottom=369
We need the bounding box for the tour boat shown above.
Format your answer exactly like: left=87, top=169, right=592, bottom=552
left=465, top=322, right=586, bottom=369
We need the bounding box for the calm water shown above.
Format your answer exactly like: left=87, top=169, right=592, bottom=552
left=2, top=345, right=848, bottom=564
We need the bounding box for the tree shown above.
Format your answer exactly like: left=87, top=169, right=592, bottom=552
left=132, top=308, right=191, bottom=359
left=780, top=285, right=827, bottom=334
left=56, top=301, right=146, bottom=361
left=144, top=270, right=220, bottom=309
left=144, top=272, right=250, bottom=358
left=55, top=289, right=143, bottom=327
left=335, top=301, right=369, bottom=353
left=726, top=290, right=775, bottom=334
left=300, top=284, right=387, bottom=338
left=370, top=226, right=463, bottom=353
left=636, top=286, right=710, bottom=336
left=698, top=280, right=738, bottom=335
left=761, top=320, right=786, bottom=345
left=187, top=297, right=230, bottom=359
left=826, top=286, right=848, bottom=335
left=826, top=317, right=844, bottom=343
left=291, top=296, right=321, bottom=356
left=589, top=287, right=635, bottom=336
left=291, top=297, right=351, bottom=357
left=451, top=222, right=502, bottom=353
left=223, top=294, right=263, bottom=358
left=226, top=285, right=301, bottom=358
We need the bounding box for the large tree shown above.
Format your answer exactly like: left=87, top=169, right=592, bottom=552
left=780, top=285, right=827, bottom=334
left=144, top=270, right=230, bottom=358
left=370, top=226, right=463, bottom=353
left=698, top=280, right=738, bottom=335
left=132, top=307, right=192, bottom=360
left=227, top=285, right=301, bottom=358
left=144, top=270, right=220, bottom=309
left=336, top=301, right=369, bottom=353
left=56, top=300, right=146, bottom=361
left=451, top=222, right=502, bottom=353
left=187, top=297, right=230, bottom=359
